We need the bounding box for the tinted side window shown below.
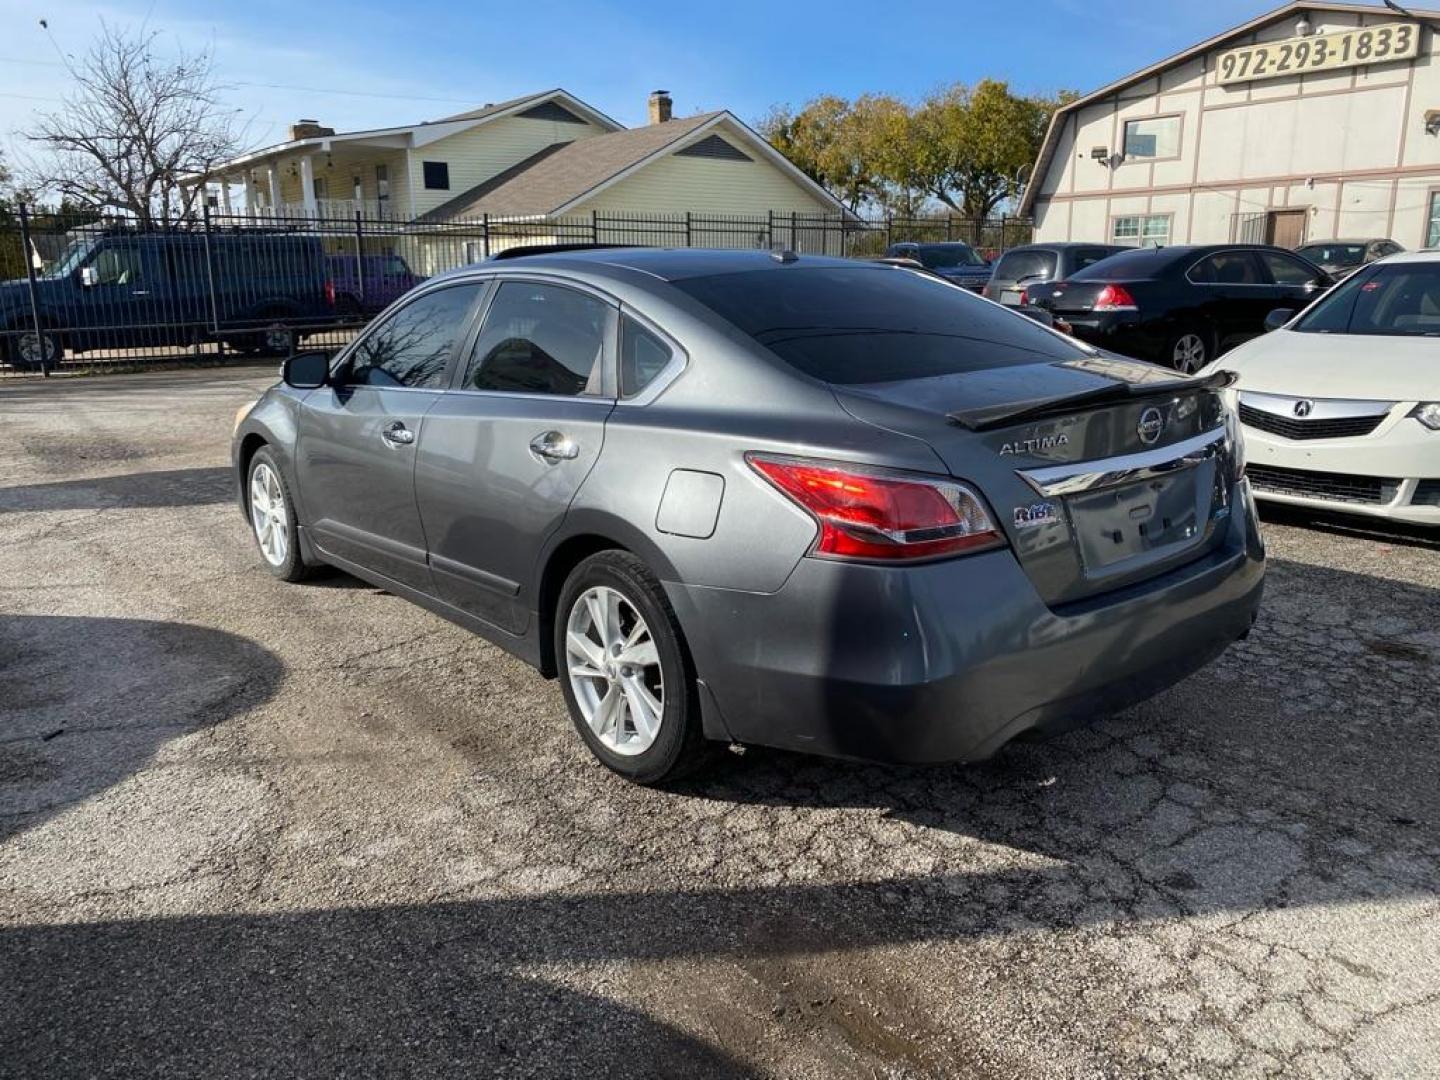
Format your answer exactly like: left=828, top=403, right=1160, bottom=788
left=1191, top=252, right=1261, bottom=285
left=466, top=281, right=609, bottom=396
left=348, top=284, right=480, bottom=388
left=1260, top=252, right=1317, bottom=286
left=620, top=316, right=674, bottom=397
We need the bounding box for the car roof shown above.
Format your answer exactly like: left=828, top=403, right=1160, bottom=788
left=437, top=246, right=883, bottom=283
left=887, top=241, right=975, bottom=249
left=1369, top=249, right=1440, bottom=264
left=1002, top=242, right=1123, bottom=251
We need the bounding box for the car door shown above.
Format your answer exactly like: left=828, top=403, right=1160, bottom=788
left=1187, top=250, right=1268, bottom=349
left=415, top=277, right=617, bottom=634
left=1256, top=250, right=1328, bottom=326
left=74, top=239, right=164, bottom=350
left=297, top=282, right=485, bottom=593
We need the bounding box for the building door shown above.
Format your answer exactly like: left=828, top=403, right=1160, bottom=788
left=1265, top=210, right=1306, bottom=249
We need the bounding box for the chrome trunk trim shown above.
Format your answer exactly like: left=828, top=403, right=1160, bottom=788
left=1016, top=428, right=1226, bottom=498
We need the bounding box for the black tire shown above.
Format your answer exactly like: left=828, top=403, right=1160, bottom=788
left=554, top=550, right=712, bottom=784
left=245, top=448, right=313, bottom=583
left=4, top=327, right=63, bottom=372
left=1165, top=324, right=1212, bottom=374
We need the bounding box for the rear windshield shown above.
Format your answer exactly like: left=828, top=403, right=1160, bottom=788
left=1069, top=248, right=1176, bottom=280
left=1294, top=262, right=1440, bottom=336
left=992, top=249, right=1056, bottom=283
left=891, top=244, right=985, bottom=269
left=672, top=265, right=1089, bottom=384
left=1297, top=243, right=1366, bottom=267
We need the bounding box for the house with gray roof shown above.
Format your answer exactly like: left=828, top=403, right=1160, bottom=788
left=199, top=89, right=849, bottom=230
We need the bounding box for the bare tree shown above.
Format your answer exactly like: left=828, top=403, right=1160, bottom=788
left=23, top=23, right=244, bottom=224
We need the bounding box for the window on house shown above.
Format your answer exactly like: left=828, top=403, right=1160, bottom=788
left=423, top=161, right=450, bottom=190
left=1428, top=192, right=1440, bottom=248
left=1111, top=215, right=1171, bottom=247
left=1123, top=115, right=1181, bottom=160
left=311, top=176, right=327, bottom=201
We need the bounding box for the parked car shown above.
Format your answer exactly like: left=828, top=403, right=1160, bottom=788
left=234, top=247, right=1263, bottom=784
left=1202, top=250, right=1439, bottom=527
left=1295, top=238, right=1404, bottom=281
left=1026, top=244, right=1334, bottom=373
left=326, top=253, right=425, bottom=318
left=1, top=230, right=336, bottom=369
left=868, top=256, right=1067, bottom=330
left=982, top=242, right=1126, bottom=305
left=882, top=241, right=992, bottom=291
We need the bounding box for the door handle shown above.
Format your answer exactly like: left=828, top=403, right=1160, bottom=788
left=529, top=430, right=579, bottom=462
left=381, top=421, right=415, bottom=447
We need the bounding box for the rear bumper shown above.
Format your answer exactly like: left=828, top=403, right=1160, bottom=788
left=665, top=481, right=1265, bottom=764
left=1063, top=312, right=1166, bottom=363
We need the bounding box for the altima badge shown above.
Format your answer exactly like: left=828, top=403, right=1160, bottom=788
left=1013, top=502, right=1059, bottom=529
left=999, top=433, right=1070, bottom=455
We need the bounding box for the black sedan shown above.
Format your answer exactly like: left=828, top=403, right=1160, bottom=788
left=1027, top=244, right=1333, bottom=372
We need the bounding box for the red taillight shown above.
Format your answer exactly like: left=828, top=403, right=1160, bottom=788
left=1017, top=287, right=1029, bottom=306
left=324, top=279, right=336, bottom=306
left=1093, top=283, right=1137, bottom=311
left=747, top=455, right=1004, bottom=562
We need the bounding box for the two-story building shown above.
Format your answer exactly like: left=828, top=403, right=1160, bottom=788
left=202, top=88, right=846, bottom=228
left=1021, top=1, right=1440, bottom=250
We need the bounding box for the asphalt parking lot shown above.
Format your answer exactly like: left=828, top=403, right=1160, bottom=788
left=1, top=366, right=1437, bottom=1079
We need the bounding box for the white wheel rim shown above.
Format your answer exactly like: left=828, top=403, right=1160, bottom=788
left=1174, top=334, right=1206, bottom=373
left=565, top=585, right=664, bottom=756
left=249, top=462, right=289, bottom=567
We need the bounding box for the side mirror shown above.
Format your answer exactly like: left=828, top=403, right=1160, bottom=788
left=79, top=266, right=98, bottom=288
left=282, top=351, right=331, bottom=389
left=1263, top=308, right=1294, bottom=332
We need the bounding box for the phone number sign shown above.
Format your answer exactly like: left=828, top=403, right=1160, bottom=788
left=1216, top=22, right=1420, bottom=85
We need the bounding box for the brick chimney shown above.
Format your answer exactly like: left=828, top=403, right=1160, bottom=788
left=647, top=90, right=672, bottom=125
left=289, top=119, right=335, bottom=141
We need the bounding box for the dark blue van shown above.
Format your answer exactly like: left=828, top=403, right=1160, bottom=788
left=1, top=229, right=335, bottom=369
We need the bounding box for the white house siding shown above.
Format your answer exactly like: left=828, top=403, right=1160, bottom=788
left=406, top=114, right=609, bottom=217
left=1031, top=6, right=1440, bottom=249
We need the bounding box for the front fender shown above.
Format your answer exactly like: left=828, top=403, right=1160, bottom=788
left=232, top=386, right=306, bottom=521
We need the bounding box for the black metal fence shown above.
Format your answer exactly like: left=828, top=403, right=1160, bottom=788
left=0, top=205, right=1032, bottom=378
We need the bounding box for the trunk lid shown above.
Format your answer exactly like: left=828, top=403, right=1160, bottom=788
left=1031, top=279, right=1120, bottom=316
left=831, top=356, right=1239, bottom=606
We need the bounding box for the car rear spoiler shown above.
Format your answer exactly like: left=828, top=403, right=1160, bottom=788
left=948, top=369, right=1237, bottom=432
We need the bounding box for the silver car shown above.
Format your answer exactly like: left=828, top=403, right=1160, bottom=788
left=233, top=248, right=1264, bottom=784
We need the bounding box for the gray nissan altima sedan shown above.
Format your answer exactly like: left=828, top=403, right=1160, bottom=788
left=233, top=247, right=1264, bottom=784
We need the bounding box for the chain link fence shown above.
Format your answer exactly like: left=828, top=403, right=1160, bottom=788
left=0, top=205, right=1031, bottom=378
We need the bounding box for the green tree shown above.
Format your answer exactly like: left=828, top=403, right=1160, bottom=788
left=908, top=80, right=1055, bottom=218
left=762, top=82, right=1070, bottom=219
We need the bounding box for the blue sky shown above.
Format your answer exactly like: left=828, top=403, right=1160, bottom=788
left=0, top=0, right=1394, bottom=161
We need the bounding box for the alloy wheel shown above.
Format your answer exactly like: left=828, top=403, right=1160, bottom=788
left=565, top=585, right=664, bottom=756
left=17, top=332, right=57, bottom=367
left=249, top=462, right=289, bottom=567
left=1172, top=333, right=1207, bottom=373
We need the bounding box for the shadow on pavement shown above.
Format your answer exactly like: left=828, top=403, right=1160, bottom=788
left=0, top=467, right=233, bottom=514
left=0, top=615, right=284, bottom=843
left=1258, top=501, right=1440, bottom=550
